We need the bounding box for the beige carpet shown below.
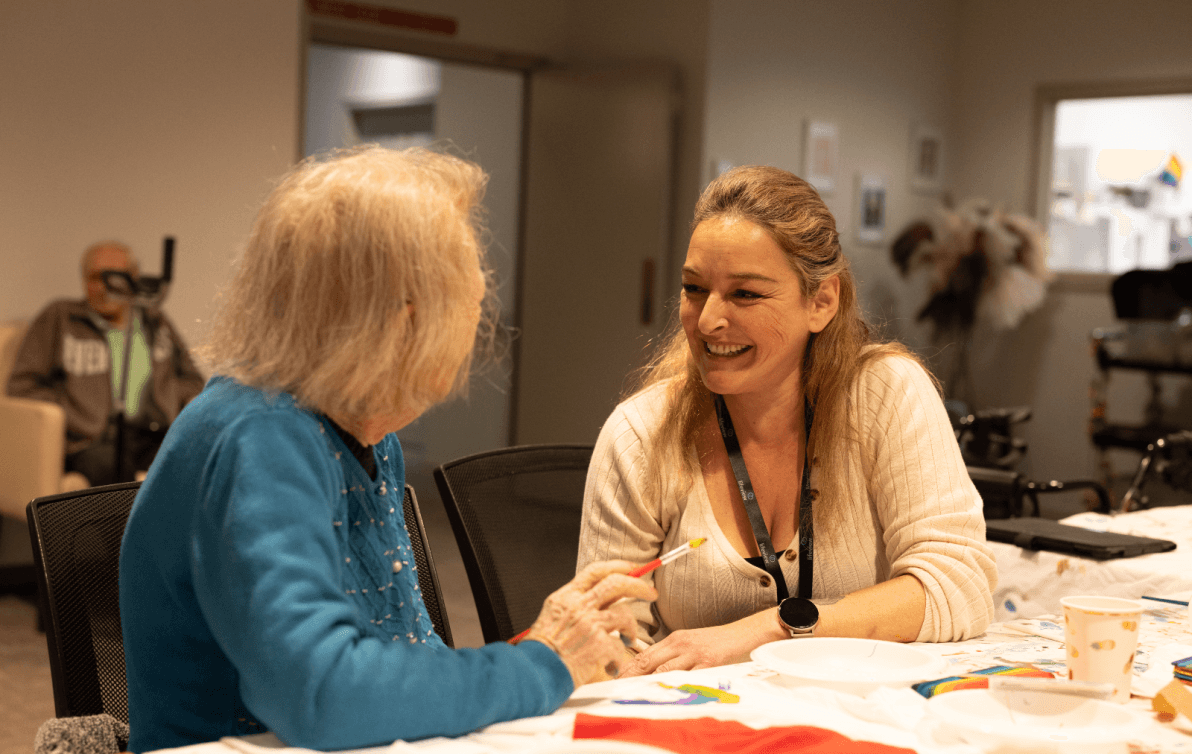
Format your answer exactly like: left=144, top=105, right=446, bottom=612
left=0, top=596, right=54, bottom=754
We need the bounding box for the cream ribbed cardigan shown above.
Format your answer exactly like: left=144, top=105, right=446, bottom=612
left=577, top=354, right=996, bottom=644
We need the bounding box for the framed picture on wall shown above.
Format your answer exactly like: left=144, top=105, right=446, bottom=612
left=856, top=173, right=887, bottom=244
left=802, top=120, right=839, bottom=193
left=909, top=122, right=944, bottom=193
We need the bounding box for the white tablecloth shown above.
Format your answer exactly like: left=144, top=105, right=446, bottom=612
left=992, top=505, right=1192, bottom=622
left=151, top=605, right=1192, bottom=754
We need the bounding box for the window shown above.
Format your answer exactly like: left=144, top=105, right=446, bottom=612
left=1044, top=94, right=1192, bottom=274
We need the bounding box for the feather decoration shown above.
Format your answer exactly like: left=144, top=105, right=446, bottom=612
left=892, top=201, right=1052, bottom=334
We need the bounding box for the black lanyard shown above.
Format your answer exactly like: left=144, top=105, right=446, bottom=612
left=713, top=393, right=814, bottom=602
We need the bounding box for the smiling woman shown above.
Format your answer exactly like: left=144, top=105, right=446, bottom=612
left=577, top=165, right=997, bottom=676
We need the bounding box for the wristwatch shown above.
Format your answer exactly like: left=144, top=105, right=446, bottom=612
left=777, top=597, right=820, bottom=638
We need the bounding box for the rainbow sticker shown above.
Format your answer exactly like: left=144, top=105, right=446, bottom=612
left=1160, top=154, right=1183, bottom=187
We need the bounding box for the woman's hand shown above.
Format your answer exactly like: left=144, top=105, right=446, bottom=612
left=620, top=608, right=785, bottom=677
left=621, top=576, right=929, bottom=677
left=523, top=561, right=656, bottom=688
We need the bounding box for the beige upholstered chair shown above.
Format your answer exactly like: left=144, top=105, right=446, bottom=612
left=0, top=322, right=88, bottom=523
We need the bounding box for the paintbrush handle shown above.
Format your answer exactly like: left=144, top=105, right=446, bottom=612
left=509, top=627, right=532, bottom=644
left=1141, top=595, right=1190, bottom=607
left=509, top=542, right=702, bottom=644
left=627, top=558, right=663, bottom=578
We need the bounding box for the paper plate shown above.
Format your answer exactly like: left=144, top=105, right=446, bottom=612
left=750, top=637, right=948, bottom=695
left=927, top=688, right=1147, bottom=753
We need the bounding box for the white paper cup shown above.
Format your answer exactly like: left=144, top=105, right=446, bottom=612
left=1060, top=596, right=1144, bottom=703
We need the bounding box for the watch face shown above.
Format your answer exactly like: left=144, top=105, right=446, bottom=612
left=779, top=598, right=819, bottom=631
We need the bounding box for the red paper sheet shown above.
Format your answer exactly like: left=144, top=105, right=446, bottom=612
left=573, top=713, right=917, bottom=754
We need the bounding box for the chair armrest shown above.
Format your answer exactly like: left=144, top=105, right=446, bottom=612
left=0, top=396, right=65, bottom=520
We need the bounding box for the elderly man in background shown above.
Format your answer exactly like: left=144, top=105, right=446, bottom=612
left=6, top=241, right=205, bottom=486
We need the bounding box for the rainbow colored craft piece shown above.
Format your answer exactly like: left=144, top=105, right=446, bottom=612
left=912, top=665, right=1055, bottom=699
left=614, top=682, right=740, bottom=706
left=1175, top=655, right=1192, bottom=686
left=1160, top=154, right=1183, bottom=187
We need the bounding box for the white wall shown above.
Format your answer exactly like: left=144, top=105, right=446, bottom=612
left=702, top=0, right=961, bottom=352
left=0, top=0, right=709, bottom=560
left=951, top=0, right=1192, bottom=214
left=0, top=0, right=301, bottom=562
left=9, top=0, right=1191, bottom=502
left=382, top=0, right=710, bottom=301
left=0, top=0, right=709, bottom=383
left=0, top=1, right=302, bottom=353
left=701, top=0, right=1192, bottom=494
left=952, top=0, right=1192, bottom=486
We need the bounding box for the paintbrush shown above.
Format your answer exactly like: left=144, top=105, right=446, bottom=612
left=508, top=538, right=707, bottom=645
left=1141, top=595, right=1190, bottom=607
left=626, top=537, right=707, bottom=578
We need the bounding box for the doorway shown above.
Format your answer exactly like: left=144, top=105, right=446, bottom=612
left=304, top=42, right=524, bottom=491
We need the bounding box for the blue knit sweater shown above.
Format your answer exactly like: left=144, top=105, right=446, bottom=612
left=119, top=377, right=572, bottom=752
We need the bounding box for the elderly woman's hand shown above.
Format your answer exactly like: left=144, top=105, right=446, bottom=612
left=523, top=561, right=656, bottom=688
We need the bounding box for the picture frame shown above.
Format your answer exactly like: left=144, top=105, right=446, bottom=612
left=909, top=122, right=944, bottom=193
left=856, top=173, right=887, bottom=244
left=802, top=120, right=839, bottom=193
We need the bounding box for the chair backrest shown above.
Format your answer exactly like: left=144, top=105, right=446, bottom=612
left=27, top=481, right=139, bottom=725
left=0, top=320, right=27, bottom=384
left=0, top=319, right=69, bottom=521
left=402, top=484, right=453, bottom=648
left=433, top=444, right=593, bottom=644
left=968, top=466, right=1025, bottom=519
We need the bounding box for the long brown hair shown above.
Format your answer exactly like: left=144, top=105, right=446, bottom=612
left=632, top=166, right=919, bottom=525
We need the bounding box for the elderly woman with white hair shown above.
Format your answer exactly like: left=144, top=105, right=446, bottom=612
left=118, top=146, right=653, bottom=753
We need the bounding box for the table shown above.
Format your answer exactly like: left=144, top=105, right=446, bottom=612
left=153, top=605, right=1192, bottom=754
left=991, top=505, right=1192, bottom=622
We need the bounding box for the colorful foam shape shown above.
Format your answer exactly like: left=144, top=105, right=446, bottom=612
left=913, top=665, right=1055, bottom=699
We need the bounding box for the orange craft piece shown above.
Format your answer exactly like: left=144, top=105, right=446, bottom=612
left=1154, top=678, right=1192, bottom=722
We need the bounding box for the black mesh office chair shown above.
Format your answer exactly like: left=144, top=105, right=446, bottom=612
left=402, top=484, right=453, bottom=648
left=433, top=445, right=593, bottom=644
left=27, top=481, right=139, bottom=727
